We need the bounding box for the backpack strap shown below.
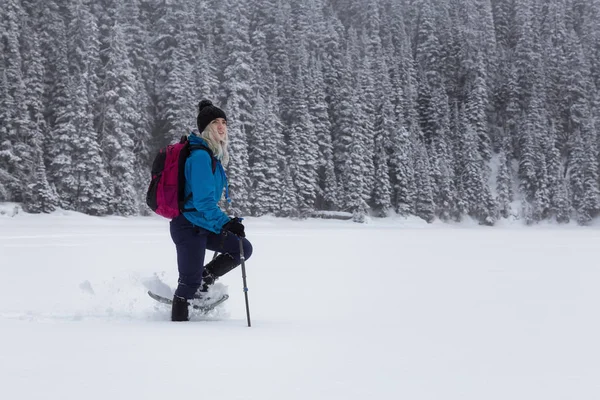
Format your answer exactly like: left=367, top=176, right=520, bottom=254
left=181, top=144, right=218, bottom=211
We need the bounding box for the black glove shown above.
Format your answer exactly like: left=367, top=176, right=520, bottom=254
left=222, top=217, right=245, bottom=237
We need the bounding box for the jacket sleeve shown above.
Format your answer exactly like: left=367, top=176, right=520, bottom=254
left=186, top=151, right=231, bottom=233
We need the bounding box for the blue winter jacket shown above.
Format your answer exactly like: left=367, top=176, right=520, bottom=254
left=181, top=134, right=231, bottom=234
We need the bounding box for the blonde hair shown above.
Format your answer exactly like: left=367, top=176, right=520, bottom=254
left=201, top=123, right=229, bottom=166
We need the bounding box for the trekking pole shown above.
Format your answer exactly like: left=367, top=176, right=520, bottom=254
left=239, top=237, right=251, bottom=327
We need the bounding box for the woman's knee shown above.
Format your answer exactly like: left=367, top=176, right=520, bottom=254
left=243, top=238, right=253, bottom=260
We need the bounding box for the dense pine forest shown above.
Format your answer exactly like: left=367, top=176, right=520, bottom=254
left=1, top=0, right=599, bottom=224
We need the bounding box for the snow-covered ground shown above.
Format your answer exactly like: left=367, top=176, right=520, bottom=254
left=1, top=208, right=599, bottom=400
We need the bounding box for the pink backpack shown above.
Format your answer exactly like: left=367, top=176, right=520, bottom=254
left=146, top=136, right=215, bottom=218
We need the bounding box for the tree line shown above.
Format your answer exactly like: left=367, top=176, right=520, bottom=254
left=1, top=0, right=599, bottom=224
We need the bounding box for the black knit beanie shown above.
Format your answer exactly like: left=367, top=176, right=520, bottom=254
left=197, top=99, right=227, bottom=133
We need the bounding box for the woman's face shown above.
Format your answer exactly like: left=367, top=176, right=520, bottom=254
left=211, top=118, right=227, bottom=141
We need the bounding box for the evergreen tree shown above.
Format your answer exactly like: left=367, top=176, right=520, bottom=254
left=159, top=1, right=197, bottom=142
left=459, top=115, right=497, bottom=225
left=0, top=0, right=30, bottom=202
left=122, top=0, right=152, bottom=211
left=247, top=29, right=285, bottom=216
left=27, top=153, right=58, bottom=213
left=98, top=17, right=138, bottom=215
left=430, top=133, right=456, bottom=221
left=517, top=107, right=539, bottom=219
left=152, top=1, right=183, bottom=145
left=42, top=5, right=76, bottom=210
left=414, top=0, right=450, bottom=147
left=306, top=57, right=339, bottom=211
left=495, top=148, right=513, bottom=219
left=278, top=163, right=299, bottom=218
left=542, top=121, right=569, bottom=222
left=563, top=26, right=600, bottom=223
left=196, top=37, right=220, bottom=101
left=220, top=0, right=254, bottom=215
left=372, top=119, right=392, bottom=217
left=413, top=139, right=435, bottom=223
left=248, top=93, right=285, bottom=216
left=0, top=66, right=15, bottom=201
left=263, top=0, right=293, bottom=128
left=389, top=123, right=416, bottom=216
left=66, top=0, right=109, bottom=215
left=20, top=0, right=47, bottom=210
left=465, top=54, right=492, bottom=161
left=288, top=96, right=319, bottom=217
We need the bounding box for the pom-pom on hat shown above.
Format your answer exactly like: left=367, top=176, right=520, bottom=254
left=197, top=99, right=227, bottom=133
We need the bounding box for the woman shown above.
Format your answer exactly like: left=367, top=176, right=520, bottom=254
left=170, top=99, right=253, bottom=322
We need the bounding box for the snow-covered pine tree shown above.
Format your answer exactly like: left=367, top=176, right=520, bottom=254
left=38, top=1, right=76, bottom=210
left=540, top=0, right=567, bottom=135
left=70, top=78, right=109, bottom=216
left=92, top=0, right=116, bottom=74
left=372, top=99, right=393, bottom=217
left=123, top=0, right=152, bottom=94
left=568, top=128, right=586, bottom=222
left=247, top=29, right=285, bottom=216
left=527, top=85, right=552, bottom=223
left=513, top=0, right=541, bottom=111
left=196, top=37, right=220, bottom=102
left=541, top=119, right=568, bottom=222
left=346, top=29, right=374, bottom=215
left=573, top=121, right=599, bottom=225
left=492, top=0, right=518, bottom=50
left=160, top=1, right=197, bottom=143
left=278, top=163, right=300, bottom=218
left=517, top=106, right=539, bottom=222
left=370, top=53, right=395, bottom=217
left=0, top=0, right=30, bottom=202
left=386, top=14, right=420, bottom=216
left=429, top=133, right=456, bottom=221
left=248, top=93, right=285, bottom=216
left=563, top=26, right=600, bottom=224
left=287, top=43, right=318, bottom=217
left=220, top=0, right=253, bottom=215
left=465, top=53, right=492, bottom=161
left=20, top=0, right=48, bottom=211
left=122, top=0, right=153, bottom=212
left=459, top=113, right=497, bottom=225
left=152, top=1, right=182, bottom=146
left=414, top=0, right=449, bottom=149
left=321, top=10, right=345, bottom=124
left=504, top=64, right=520, bottom=161
left=46, top=38, right=77, bottom=209
left=345, top=127, right=370, bottom=222
left=98, top=16, right=138, bottom=215
left=66, top=0, right=109, bottom=215
left=362, top=1, right=395, bottom=217
left=306, top=57, right=339, bottom=211
left=412, top=138, right=435, bottom=223
left=27, top=152, right=58, bottom=213
left=388, top=110, right=416, bottom=215
left=495, top=147, right=513, bottom=219
left=357, top=0, right=384, bottom=205
left=288, top=99, right=319, bottom=217
left=579, top=0, right=600, bottom=92
left=263, top=0, right=293, bottom=128
left=532, top=148, right=550, bottom=222
left=330, top=30, right=370, bottom=218
left=0, top=61, right=14, bottom=201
